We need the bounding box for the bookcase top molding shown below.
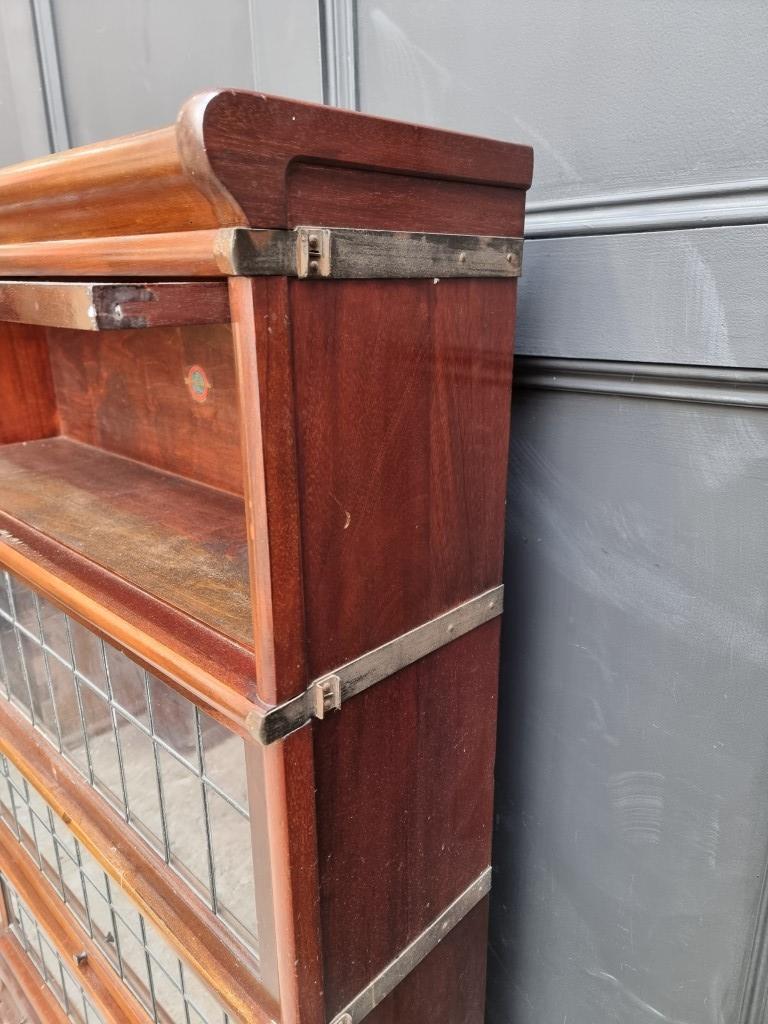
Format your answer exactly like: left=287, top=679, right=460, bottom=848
left=0, top=90, right=533, bottom=246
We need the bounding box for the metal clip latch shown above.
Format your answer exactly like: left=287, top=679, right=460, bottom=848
left=296, top=227, right=332, bottom=278
left=312, top=673, right=342, bottom=719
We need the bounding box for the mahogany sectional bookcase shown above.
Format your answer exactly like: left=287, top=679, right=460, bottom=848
left=0, top=90, right=532, bottom=1024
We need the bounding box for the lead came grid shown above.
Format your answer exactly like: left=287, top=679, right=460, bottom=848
left=1, top=874, right=105, bottom=1024
left=0, top=754, right=230, bottom=1024
left=0, top=570, right=258, bottom=955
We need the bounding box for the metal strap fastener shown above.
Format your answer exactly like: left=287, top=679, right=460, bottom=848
left=329, top=867, right=492, bottom=1024
left=222, top=226, right=524, bottom=279
left=249, top=585, right=504, bottom=745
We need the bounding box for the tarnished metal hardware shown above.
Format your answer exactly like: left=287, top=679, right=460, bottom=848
left=328, top=867, right=492, bottom=1024
left=296, top=227, right=332, bottom=278
left=312, top=673, right=342, bottom=719
left=74, top=950, right=88, bottom=967
left=221, top=226, right=524, bottom=279
left=249, top=585, right=504, bottom=745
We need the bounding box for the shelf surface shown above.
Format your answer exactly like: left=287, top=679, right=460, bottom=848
left=0, top=437, right=252, bottom=646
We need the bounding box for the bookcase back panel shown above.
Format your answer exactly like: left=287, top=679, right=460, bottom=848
left=0, top=322, right=58, bottom=445
left=47, top=323, right=243, bottom=496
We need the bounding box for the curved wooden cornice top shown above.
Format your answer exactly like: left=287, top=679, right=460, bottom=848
left=0, top=90, right=533, bottom=244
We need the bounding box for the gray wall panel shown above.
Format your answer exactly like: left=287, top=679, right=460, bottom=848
left=0, top=2, right=51, bottom=163
left=492, top=384, right=768, bottom=1024
left=356, top=0, right=768, bottom=204
left=51, top=0, right=259, bottom=144
left=518, top=226, right=768, bottom=367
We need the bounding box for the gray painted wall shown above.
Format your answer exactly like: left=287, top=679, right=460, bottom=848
left=2, top=3, right=766, bottom=1022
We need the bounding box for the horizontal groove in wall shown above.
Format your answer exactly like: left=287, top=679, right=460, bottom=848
left=516, top=357, right=768, bottom=408
left=525, top=178, right=768, bottom=237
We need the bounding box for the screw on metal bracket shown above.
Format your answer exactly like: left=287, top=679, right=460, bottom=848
left=312, top=674, right=342, bottom=720
left=73, top=950, right=88, bottom=967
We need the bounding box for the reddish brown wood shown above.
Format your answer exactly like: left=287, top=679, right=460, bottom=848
left=192, top=91, right=533, bottom=229
left=0, top=90, right=532, bottom=1024
left=0, top=129, right=238, bottom=244
left=0, top=229, right=235, bottom=278
left=284, top=263, right=517, bottom=1021
left=0, top=437, right=251, bottom=643
left=313, top=624, right=500, bottom=1014
left=0, top=517, right=258, bottom=734
left=290, top=278, right=515, bottom=676
left=0, top=91, right=531, bottom=249
left=0, top=323, right=58, bottom=445
left=48, top=322, right=243, bottom=495
left=0, top=822, right=150, bottom=1023
left=365, top=900, right=490, bottom=1024
left=232, top=275, right=324, bottom=1022
left=0, top=280, right=230, bottom=331
left=288, top=164, right=526, bottom=235
left=0, top=699, right=277, bottom=1024
left=0, top=931, right=69, bottom=1024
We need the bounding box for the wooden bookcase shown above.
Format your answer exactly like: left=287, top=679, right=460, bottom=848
left=0, top=90, right=532, bottom=1024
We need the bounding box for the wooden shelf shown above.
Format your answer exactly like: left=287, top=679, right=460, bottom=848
left=0, top=437, right=252, bottom=646
left=0, top=279, right=230, bottom=330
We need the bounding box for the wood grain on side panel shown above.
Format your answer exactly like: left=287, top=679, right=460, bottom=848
left=314, top=623, right=500, bottom=1013
left=290, top=278, right=516, bottom=676
left=47, top=323, right=243, bottom=495
left=287, top=164, right=526, bottom=236
left=365, top=900, right=490, bottom=1024
left=0, top=323, right=58, bottom=444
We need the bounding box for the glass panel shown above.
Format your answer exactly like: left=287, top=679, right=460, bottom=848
left=201, top=716, right=248, bottom=810
left=0, top=570, right=263, bottom=969
left=114, top=712, right=164, bottom=851
left=0, top=758, right=233, bottom=1022
left=158, top=746, right=210, bottom=898
left=106, top=646, right=148, bottom=723
left=207, top=787, right=258, bottom=945
left=2, top=875, right=105, bottom=1024
left=148, top=674, right=197, bottom=761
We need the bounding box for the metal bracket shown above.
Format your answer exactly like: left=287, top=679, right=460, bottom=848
left=222, top=226, right=523, bottom=279
left=249, top=585, right=503, bottom=745
left=328, top=867, right=492, bottom=1024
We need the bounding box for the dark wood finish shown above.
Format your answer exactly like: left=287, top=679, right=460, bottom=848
left=0, top=931, right=69, bottom=1024
left=0, top=90, right=532, bottom=1024
left=290, top=278, right=515, bottom=675
left=288, top=164, right=526, bottom=235
left=280, top=195, right=518, bottom=1021
left=0, top=280, right=230, bottom=330
left=0, top=323, right=58, bottom=445
left=193, top=92, right=533, bottom=229
left=0, top=92, right=531, bottom=249
left=314, top=624, right=500, bottom=1014
left=0, top=437, right=251, bottom=643
left=0, top=699, right=277, bottom=1024
left=48, top=322, right=243, bottom=494
left=365, top=900, right=490, bottom=1024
